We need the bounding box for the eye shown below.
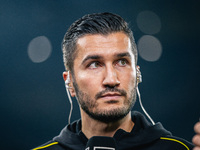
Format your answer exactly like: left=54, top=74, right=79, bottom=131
left=88, top=61, right=101, bottom=69
left=117, top=59, right=128, bottom=66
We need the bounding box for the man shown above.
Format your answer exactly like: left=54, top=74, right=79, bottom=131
left=33, top=12, right=200, bottom=150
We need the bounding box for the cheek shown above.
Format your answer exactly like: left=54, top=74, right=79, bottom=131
left=76, top=72, right=89, bottom=87
left=75, top=71, right=101, bottom=93
left=121, top=71, right=136, bottom=90
left=124, top=69, right=136, bottom=81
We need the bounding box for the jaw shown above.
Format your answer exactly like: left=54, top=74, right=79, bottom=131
left=80, top=109, right=134, bottom=139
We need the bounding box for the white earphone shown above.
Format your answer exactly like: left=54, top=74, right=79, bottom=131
left=65, top=71, right=73, bottom=124
left=136, top=66, right=142, bottom=84
left=65, top=71, right=72, bottom=89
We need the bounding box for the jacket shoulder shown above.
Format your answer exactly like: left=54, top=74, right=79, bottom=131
left=159, top=136, right=194, bottom=150
left=31, top=141, right=66, bottom=150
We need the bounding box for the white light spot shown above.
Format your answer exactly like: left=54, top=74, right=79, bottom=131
left=138, top=35, right=162, bottom=62
left=137, top=11, right=161, bottom=34
left=28, top=36, right=52, bottom=63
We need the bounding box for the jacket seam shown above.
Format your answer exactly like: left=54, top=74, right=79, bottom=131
left=160, top=137, right=190, bottom=150
left=32, top=142, right=59, bottom=150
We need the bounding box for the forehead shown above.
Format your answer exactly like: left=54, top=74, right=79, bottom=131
left=75, top=32, right=134, bottom=59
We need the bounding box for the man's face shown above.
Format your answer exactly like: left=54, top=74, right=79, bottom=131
left=71, top=32, right=137, bottom=123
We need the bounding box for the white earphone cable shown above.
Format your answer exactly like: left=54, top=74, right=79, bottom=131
left=66, top=88, right=73, bottom=124
left=136, top=86, right=155, bottom=125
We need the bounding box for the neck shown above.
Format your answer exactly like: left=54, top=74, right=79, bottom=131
left=81, top=110, right=134, bottom=139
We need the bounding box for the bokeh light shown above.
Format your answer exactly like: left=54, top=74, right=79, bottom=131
left=28, top=36, right=52, bottom=63
left=136, top=11, right=161, bottom=35
left=138, top=35, right=162, bottom=62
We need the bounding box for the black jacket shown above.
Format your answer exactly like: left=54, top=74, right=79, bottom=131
left=32, top=111, right=194, bottom=150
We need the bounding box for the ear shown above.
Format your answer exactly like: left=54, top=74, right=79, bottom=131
left=63, top=71, right=76, bottom=97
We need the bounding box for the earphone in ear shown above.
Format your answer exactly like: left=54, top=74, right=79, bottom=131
left=65, top=71, right=71, bottom=89
left=136, top=66, right=142, bottom=84
left=65, top=71, right=73, bottom=124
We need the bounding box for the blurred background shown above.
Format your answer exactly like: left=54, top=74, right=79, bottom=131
left=0, top=0, right=199, bottom=149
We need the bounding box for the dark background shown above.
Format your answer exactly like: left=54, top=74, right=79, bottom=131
left=0, top=0, right=199, bottom=149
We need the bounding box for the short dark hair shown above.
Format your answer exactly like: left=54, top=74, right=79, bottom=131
left=62, top=12, right=137, bottom=73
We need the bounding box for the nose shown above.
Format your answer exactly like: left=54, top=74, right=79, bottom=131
left=102, top=65, right=120, bottom=88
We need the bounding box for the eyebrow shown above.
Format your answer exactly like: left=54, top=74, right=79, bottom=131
left=81, top=52, right=131, bottom=65
left=115, top=52, right=131, bottom=58
left=82, top=55, right=103, bottom=65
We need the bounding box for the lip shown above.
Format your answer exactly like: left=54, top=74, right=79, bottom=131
left=100, top=92, right=122, bottom=100
left=101, top=92, right=122, bottom=97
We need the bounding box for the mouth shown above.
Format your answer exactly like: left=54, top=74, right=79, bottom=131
left=100, top=92, right=122, bottom=101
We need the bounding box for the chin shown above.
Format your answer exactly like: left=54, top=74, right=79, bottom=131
left=97, top=103, right=125, bottom=111
left=92, top=109, right=130, bottom=123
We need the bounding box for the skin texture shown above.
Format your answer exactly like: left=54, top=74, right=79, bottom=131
left=63, top=32, right=136, bottom=138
